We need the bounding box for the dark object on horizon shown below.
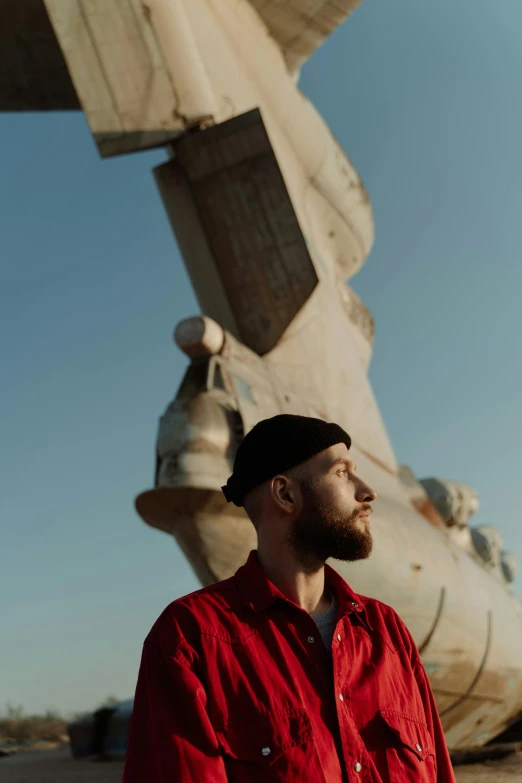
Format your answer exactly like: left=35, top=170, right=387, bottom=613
left=68, top=701, right=133, bottom=760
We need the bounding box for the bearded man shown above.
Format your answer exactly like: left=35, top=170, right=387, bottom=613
left=122, top=414, right=455, bottom=782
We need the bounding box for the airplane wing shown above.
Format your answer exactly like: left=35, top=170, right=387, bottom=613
left=248, top=0, right=364, bottom=73
left=0, top=0, right=364, bottom=152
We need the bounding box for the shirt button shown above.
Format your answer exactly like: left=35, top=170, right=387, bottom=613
left=354, top=761, right=362, bottom=772
left=351, top=601, right=359, bottom=607
left=415, top=743, right=422, bottom=752
left=261, top=746, right=271, bottom=756
left=339, top=694, right=344, bottom=702
left=337, top=633, right=341, bottom=642
left=308, top=635, right=315, bottom=643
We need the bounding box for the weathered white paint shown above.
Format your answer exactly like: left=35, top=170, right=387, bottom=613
left=145, top=0, right=218, bottom=124
left=43, top=0, right=186, bottom=156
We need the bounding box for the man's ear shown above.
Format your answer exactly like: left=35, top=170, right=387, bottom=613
left=270, top=475, right=297, bottom=515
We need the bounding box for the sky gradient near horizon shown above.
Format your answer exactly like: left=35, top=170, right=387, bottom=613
left=2, top=0, right=522, bottom=715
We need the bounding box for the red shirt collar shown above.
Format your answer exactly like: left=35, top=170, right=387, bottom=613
left=235, top=550, right=372, bottom=630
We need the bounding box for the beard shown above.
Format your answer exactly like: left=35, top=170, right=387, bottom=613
left=287, top=480, right=373, bottom=569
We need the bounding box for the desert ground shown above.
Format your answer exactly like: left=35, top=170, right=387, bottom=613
left=2, top=747, right=522, bottom=782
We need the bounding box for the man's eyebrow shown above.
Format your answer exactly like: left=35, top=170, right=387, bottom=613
left=330, top=457, right=357, bottom=472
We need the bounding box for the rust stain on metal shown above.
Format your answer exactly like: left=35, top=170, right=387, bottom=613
left=344, top=289, right=375, bottom=343
left=412, top=497, right=446, bottom=529
left=356, top=445, right=396, bottom=476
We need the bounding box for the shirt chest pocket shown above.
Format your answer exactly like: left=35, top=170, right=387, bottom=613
left=380, top=709, right=437, bottom=783
left=216, top=708, right=323, bottom=782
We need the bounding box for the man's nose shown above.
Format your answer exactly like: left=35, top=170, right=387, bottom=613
left=356, top=480, right=377, bottom=503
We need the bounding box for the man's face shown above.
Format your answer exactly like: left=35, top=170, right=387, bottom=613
left=287, top=443, right=376, bottom=567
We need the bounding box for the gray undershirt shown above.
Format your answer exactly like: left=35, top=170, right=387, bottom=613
left=312, top=594, right=338, bottom=651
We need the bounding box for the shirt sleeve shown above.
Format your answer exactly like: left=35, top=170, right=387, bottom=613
left=122, top=638, right=228, bottom=783
left=412, top=653, right=456, bottom=783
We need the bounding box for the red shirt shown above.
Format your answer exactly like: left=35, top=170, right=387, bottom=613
left=123, top=550, right=455, bottom=782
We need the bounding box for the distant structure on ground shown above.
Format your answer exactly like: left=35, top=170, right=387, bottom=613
left=68, top=700, right=132, bottom=760
left=3, top=0, right=521, bottom=751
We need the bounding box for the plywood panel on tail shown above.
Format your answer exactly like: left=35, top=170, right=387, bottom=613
left=172, top=108, right=319, bottom=356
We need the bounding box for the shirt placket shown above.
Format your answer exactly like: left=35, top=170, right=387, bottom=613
left=332, top=609, right=374, bottom=783
left=286, top=608, right=348, bottom=783
left=299, top=610, right=336, bottom=699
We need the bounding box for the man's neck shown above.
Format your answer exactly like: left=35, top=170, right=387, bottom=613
left=256, top=544, right=330, bottom=615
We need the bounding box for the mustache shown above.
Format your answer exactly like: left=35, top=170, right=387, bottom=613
left=356, top=504, right=373, bottom=518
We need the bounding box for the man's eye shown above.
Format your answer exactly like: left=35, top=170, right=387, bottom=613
left=338, top=470, right=348, bottom=477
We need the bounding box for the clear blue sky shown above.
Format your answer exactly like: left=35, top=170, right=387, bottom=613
left=2, top=0, right=522, bottom=716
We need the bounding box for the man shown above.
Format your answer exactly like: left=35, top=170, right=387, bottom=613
left=122, top=414, right=455, bottom=782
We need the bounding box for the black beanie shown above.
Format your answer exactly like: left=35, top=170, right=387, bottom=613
left=222, top=414, right=351, bottom=507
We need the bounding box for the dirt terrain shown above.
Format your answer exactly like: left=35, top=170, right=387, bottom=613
left=2, top=747, right=522, bottom=781
left=455, top=752, right=522, bottom=780
left=0, top=747, right=123, bottom=783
